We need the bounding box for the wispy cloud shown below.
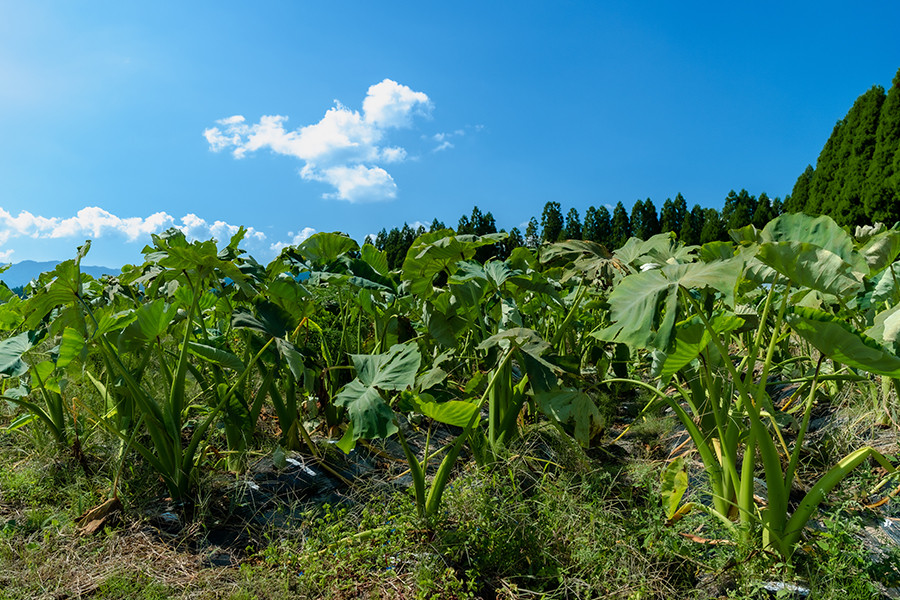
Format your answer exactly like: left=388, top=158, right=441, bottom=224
left=429, top=129, right=465, bottom=153
left=0, top=206, right=267, bottom=260
left=204, top=79, right=433, bottom=203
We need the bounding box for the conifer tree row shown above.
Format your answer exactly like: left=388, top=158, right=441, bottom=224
left=786, top=67, right=900, bottom=227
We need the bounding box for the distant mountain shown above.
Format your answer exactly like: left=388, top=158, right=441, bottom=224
left=0, top=260, right=119, bottom=290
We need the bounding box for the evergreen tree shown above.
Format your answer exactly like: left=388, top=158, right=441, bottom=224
left=630, top=200, right=644, bottom=240
left=700, top=209, right=725, bottom=244
left=721, top=189, right=756, bottom=231
left=835, top=86, right=885, bottom=226
left=540, top=201, right=564, bottom=243
left=772, top=197, right=784, bottom=217
left=500, top=227, right=524, bottom=259
left=584, top=205, right=612, bottom=247
left=787, top=165, right=814, bottom=213
left=610, top=202, right=631, bottom=249
left=564, top=208, right=582, bottom=240
left=429, top=218, right=446, bottom=232
left=680, top=204, right=705, bottom=246
left=865, top=68, right=900, bottom=225
left=524, top=217, right=540, bottom=248
left=753, top=192, right=774, bottom=228
left=641, top=198, right=660, bottom=238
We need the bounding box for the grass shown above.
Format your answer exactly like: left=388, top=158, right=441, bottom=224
left=1, top=403, right=899, bottom=599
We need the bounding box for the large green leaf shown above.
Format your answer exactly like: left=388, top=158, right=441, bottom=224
left=334, top=343, right=421, bottom=443
left=535, top=388, right=603, bottom=447
left=399, top=391, right=479, bottom=427
left=0, top=332, right=35, bottom=378
left=786, top=306, right=900, bottom=377
left=657, top=312, right=745, bottom=383
left=187, top=342, right=245, bottom=372
left=401, top=231, right=506, bottom=298
left=760, top=213, right=857, bottom=266
left=597, top=258, right=742, bottom=350
left=297, top=232, right=358, bottom=264
left=756, top=242, right=860, bottom=299
left=859, top=229, right=900, bottom=275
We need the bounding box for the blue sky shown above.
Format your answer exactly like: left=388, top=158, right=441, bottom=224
left=1, top=1, right=899, bottom=267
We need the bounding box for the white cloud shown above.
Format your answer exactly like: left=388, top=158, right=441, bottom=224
left=429, top=130, right=465, bottom=153
left=362, top=79, right=432, bottom=128
left=204, top=79, right=432, bottom=202
left=0, top=206, right=266, bottom=251
left=269, top=226, right=317, bottom=253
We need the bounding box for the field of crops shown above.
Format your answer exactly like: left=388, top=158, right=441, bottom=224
left=2, top=212, right=900, bottom=598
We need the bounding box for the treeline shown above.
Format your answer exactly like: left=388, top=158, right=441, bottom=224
left=372, top=190, right=784, bottom=269
left=786, top=68, right=900, bottom=227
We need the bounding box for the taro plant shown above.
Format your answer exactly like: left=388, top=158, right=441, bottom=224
left=600, top=213, right=898, bottom=560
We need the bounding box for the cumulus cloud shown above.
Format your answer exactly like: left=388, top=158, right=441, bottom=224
left=204, top=79, right=432, bottom=203
left=0, top=206, right=266, bottom=255
left=269, top=226, right=317, bottom=253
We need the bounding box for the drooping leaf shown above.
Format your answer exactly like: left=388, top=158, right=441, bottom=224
left=756, top=242, right=860, bottom=299
left=297, top=232, right=358, bottom=264
left=596, top=258, right=743, bottom=350
left=661, top=456, right=689, bottom=521
left=187, top=342, right=245, bottom=372
left=57, top=328, right=86, bottom=369
left=399, top=391, right=478, bottom=427
left=0, top=332, right=34, bottom=378
left=786, top=306, right=900, bottom=377
left=535, top=388, right=603, bottom=447
left=657, top=312, right=745, bottom=383
left=334, top=344, right=421, bottom=444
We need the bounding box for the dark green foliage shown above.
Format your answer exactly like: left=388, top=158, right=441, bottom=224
left=659, top=194, right=687, bottom=235
left=375, top=223, right=417, bottom=270
left=609, top=202, right=631, bottom=248
left=753, top=192, right=775, bottom=229
left=583, top=205, right=611, bottom=247
left=457, top=206, right=497, bottom=236
left=865, top=69, right=900, bottom=224
left=721, top=189, right=756, bottom=231
left=679, top=204, right=705, bottom=246
left=524, top=217, right=540, bottom=248
left=429, top=218, right=446, bottom=232
left=699, top=208, right=726, bottom=243
left=540, top=201, right=564, bottom=243
left=564, top=208, right=582, bottom=240
left=787, top=165, right=815, bottom=214
left=790, top=68, right=900, bottom=226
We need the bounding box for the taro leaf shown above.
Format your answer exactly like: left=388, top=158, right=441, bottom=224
left=399, top=390, right=478, bottom=427
left=297, top=232, right=358, bottom=264
left=756, top=242, right=860, bottom=299
left=401, top=230, right=506, bottom=298
left=423, top=295, right=465, bottom=348
left=232, top=301, right=290, bottom=339
left=859, top=229, right=900, bottom=275
left=361, top=244, right=390, bottom=277
left=187, top=342, right=245, bottom=372
left=122, top=299, right=178, bottom=343
left=872, top=263, right=900, bottom=305
left=596, top=258, right=742, bottom=351
left=57, top=328, right=86, bottom=369
left=699, top=241, right=737, bottom=262
left=867, top=304, right=900, bottom=353
left=275, top=338, right=304, bottom=380
left=760, top=213, right=857, bottom=266
left=0, top=332, right=35, bottom=378
left=661, top=456, right=689, bottom=521
left=656, top=313, right=745, bottom=384
left=334, top=343, right=421, bottom=444
left=535, top=388, right=603, bottom=447
left=786, top=306, right=900, bottom=377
